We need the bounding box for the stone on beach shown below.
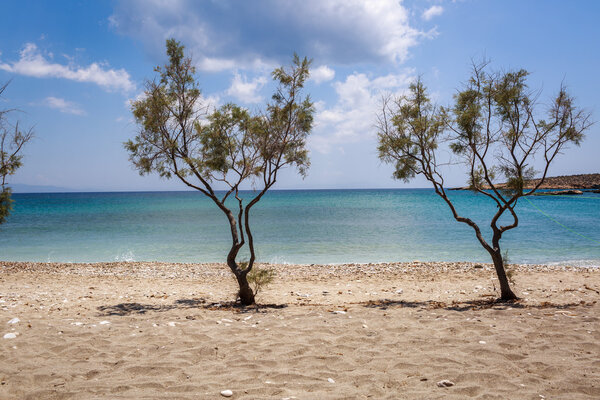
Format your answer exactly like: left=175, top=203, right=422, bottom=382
left=7, top=318, right=19, bottom=324
left=220, top=389, right=233, bottom=397
left=437, top=379, right=455, bottom=387
left=3, top=332, right=17, bottom=339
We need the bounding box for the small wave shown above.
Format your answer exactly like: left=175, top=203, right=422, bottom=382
left=265, top=255, right=292, bottom=265
left=544, top=259, right=600, bottom=268
left=114, top=250, right=136, bottom=262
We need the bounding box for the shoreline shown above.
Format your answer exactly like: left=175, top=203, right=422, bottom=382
left=1, top=261, right=599, bottom=398
left=2, top=259, right=599, bottom=271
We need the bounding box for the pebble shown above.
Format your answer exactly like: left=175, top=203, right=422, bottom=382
left=327, top=378, right=335, bottom=383
left=220, top=389, right=233, bottom=397
left=7, top=318, right=20, bottom=324
left=332, top=311, right=346, bottom=315
left=395, top=289, right=403, bottom=294
left=437, top=380, right=455, bottom=387
left=479, top=341, right=486, bottom=344
left=99, top=321, right=110, bottom=325
left=3, top=333, right=17, bottom=339
left=167, top=322, right=176, bottom=327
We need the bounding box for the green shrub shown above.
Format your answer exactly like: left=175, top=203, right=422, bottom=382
left=247, top=266, right=276, bottom=297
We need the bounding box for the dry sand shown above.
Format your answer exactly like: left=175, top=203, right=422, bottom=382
left=1, top=261, right=599, bottom=399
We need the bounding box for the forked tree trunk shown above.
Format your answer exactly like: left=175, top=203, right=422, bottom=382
left=226, top=258, right=256, bottom=306
left=489, top=250, right=518, bottom=301
left=224, top=208, right=256, bottom=306
left=236, top=272, right=255, bottom=306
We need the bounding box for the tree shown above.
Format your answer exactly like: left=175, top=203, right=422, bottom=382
left=125, top=39, right=314, bottom=305
left=0, top=82, right=33, bottom=224
left=377, top=62, right=592, bottom=301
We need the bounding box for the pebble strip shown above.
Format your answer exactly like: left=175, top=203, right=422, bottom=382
left=0, top=260, right=596, bottom=280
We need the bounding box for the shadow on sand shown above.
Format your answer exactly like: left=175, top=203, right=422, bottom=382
left=97, top=298, right=287, bottom=317
left=362, top=298, right=596, bottom=312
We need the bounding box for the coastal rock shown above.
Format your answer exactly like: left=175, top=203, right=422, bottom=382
left=437, top=380, right=455, bottom=387
left=220, top=389, right=233, bottom=397
left=452, top=173, right=600, bottom=190
left=534, top=190, right=583, bottom=196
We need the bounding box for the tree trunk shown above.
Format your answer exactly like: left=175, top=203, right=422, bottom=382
left=490, top=250, right=518, bottom=301
left=236, top=272, right=255, bottom=306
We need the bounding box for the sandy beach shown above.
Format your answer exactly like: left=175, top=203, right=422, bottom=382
left=1, top=261, right=599, bottom=399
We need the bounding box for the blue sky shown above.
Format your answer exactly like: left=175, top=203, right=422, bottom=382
left=1, top=0, right=598, bottom=191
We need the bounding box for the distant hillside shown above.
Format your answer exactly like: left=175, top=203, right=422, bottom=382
left=523, top=174, right=600, bottom=189
left=453, top=173, right=600, bottom=190
left=8, top=183, right=75, bottom=193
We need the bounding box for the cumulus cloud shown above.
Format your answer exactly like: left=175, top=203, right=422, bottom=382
left=42, top=96, right=86, bottom=115
left=110, top=0, right=428, bottom=72
left=311, top=65, right=335, bottom=84
left=310, top=70, right=414, bottom=154
left=0, top=43, right=135, bottom=92
left=226, top=73, right=267, bottom=104
left=422, top=5, right=444, bottom=21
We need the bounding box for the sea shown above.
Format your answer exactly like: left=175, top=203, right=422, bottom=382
left=0, top=189, right=598, bottom=266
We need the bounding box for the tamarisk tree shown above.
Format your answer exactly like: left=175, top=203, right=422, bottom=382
left=126, top=39, right=314, bottom=305
left=377, top=62, right=591, bottom=300
left=1, top=82, right=33, bottom=224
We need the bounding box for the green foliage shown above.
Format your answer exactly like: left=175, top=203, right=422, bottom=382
left=379, top=62, right=591, bottom=199
left=377, top=80, right=445, bottom=183
left=502, top=250, right=516, bottom=285
left=0, top=82, right=33, bottom=225
left=0, top=187, right=13, bottom=224
left=247, top=266, right=276, bottom=297
left=125, top=41, right=314, bottom=187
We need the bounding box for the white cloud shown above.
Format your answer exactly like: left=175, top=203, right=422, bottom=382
left=226, top=73, right=267, bottom=104
left=42, top=96, right=86, bottom=115
left=422, top=5, right=444, bottom=21
left=0, top=43, right=135, bottom=92
left=310, top=70, right=414, bottom=154
left=311, top=65, right=335, bottom=84
left=110, top=0, right=429, bottom=71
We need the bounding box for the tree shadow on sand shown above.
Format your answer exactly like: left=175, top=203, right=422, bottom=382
left=97, top=298, right=287, bottom=317
left=362, top=298, right=597, bottom=312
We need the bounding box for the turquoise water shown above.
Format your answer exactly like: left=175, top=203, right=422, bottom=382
left=0, top=189, right=598, bottom=266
